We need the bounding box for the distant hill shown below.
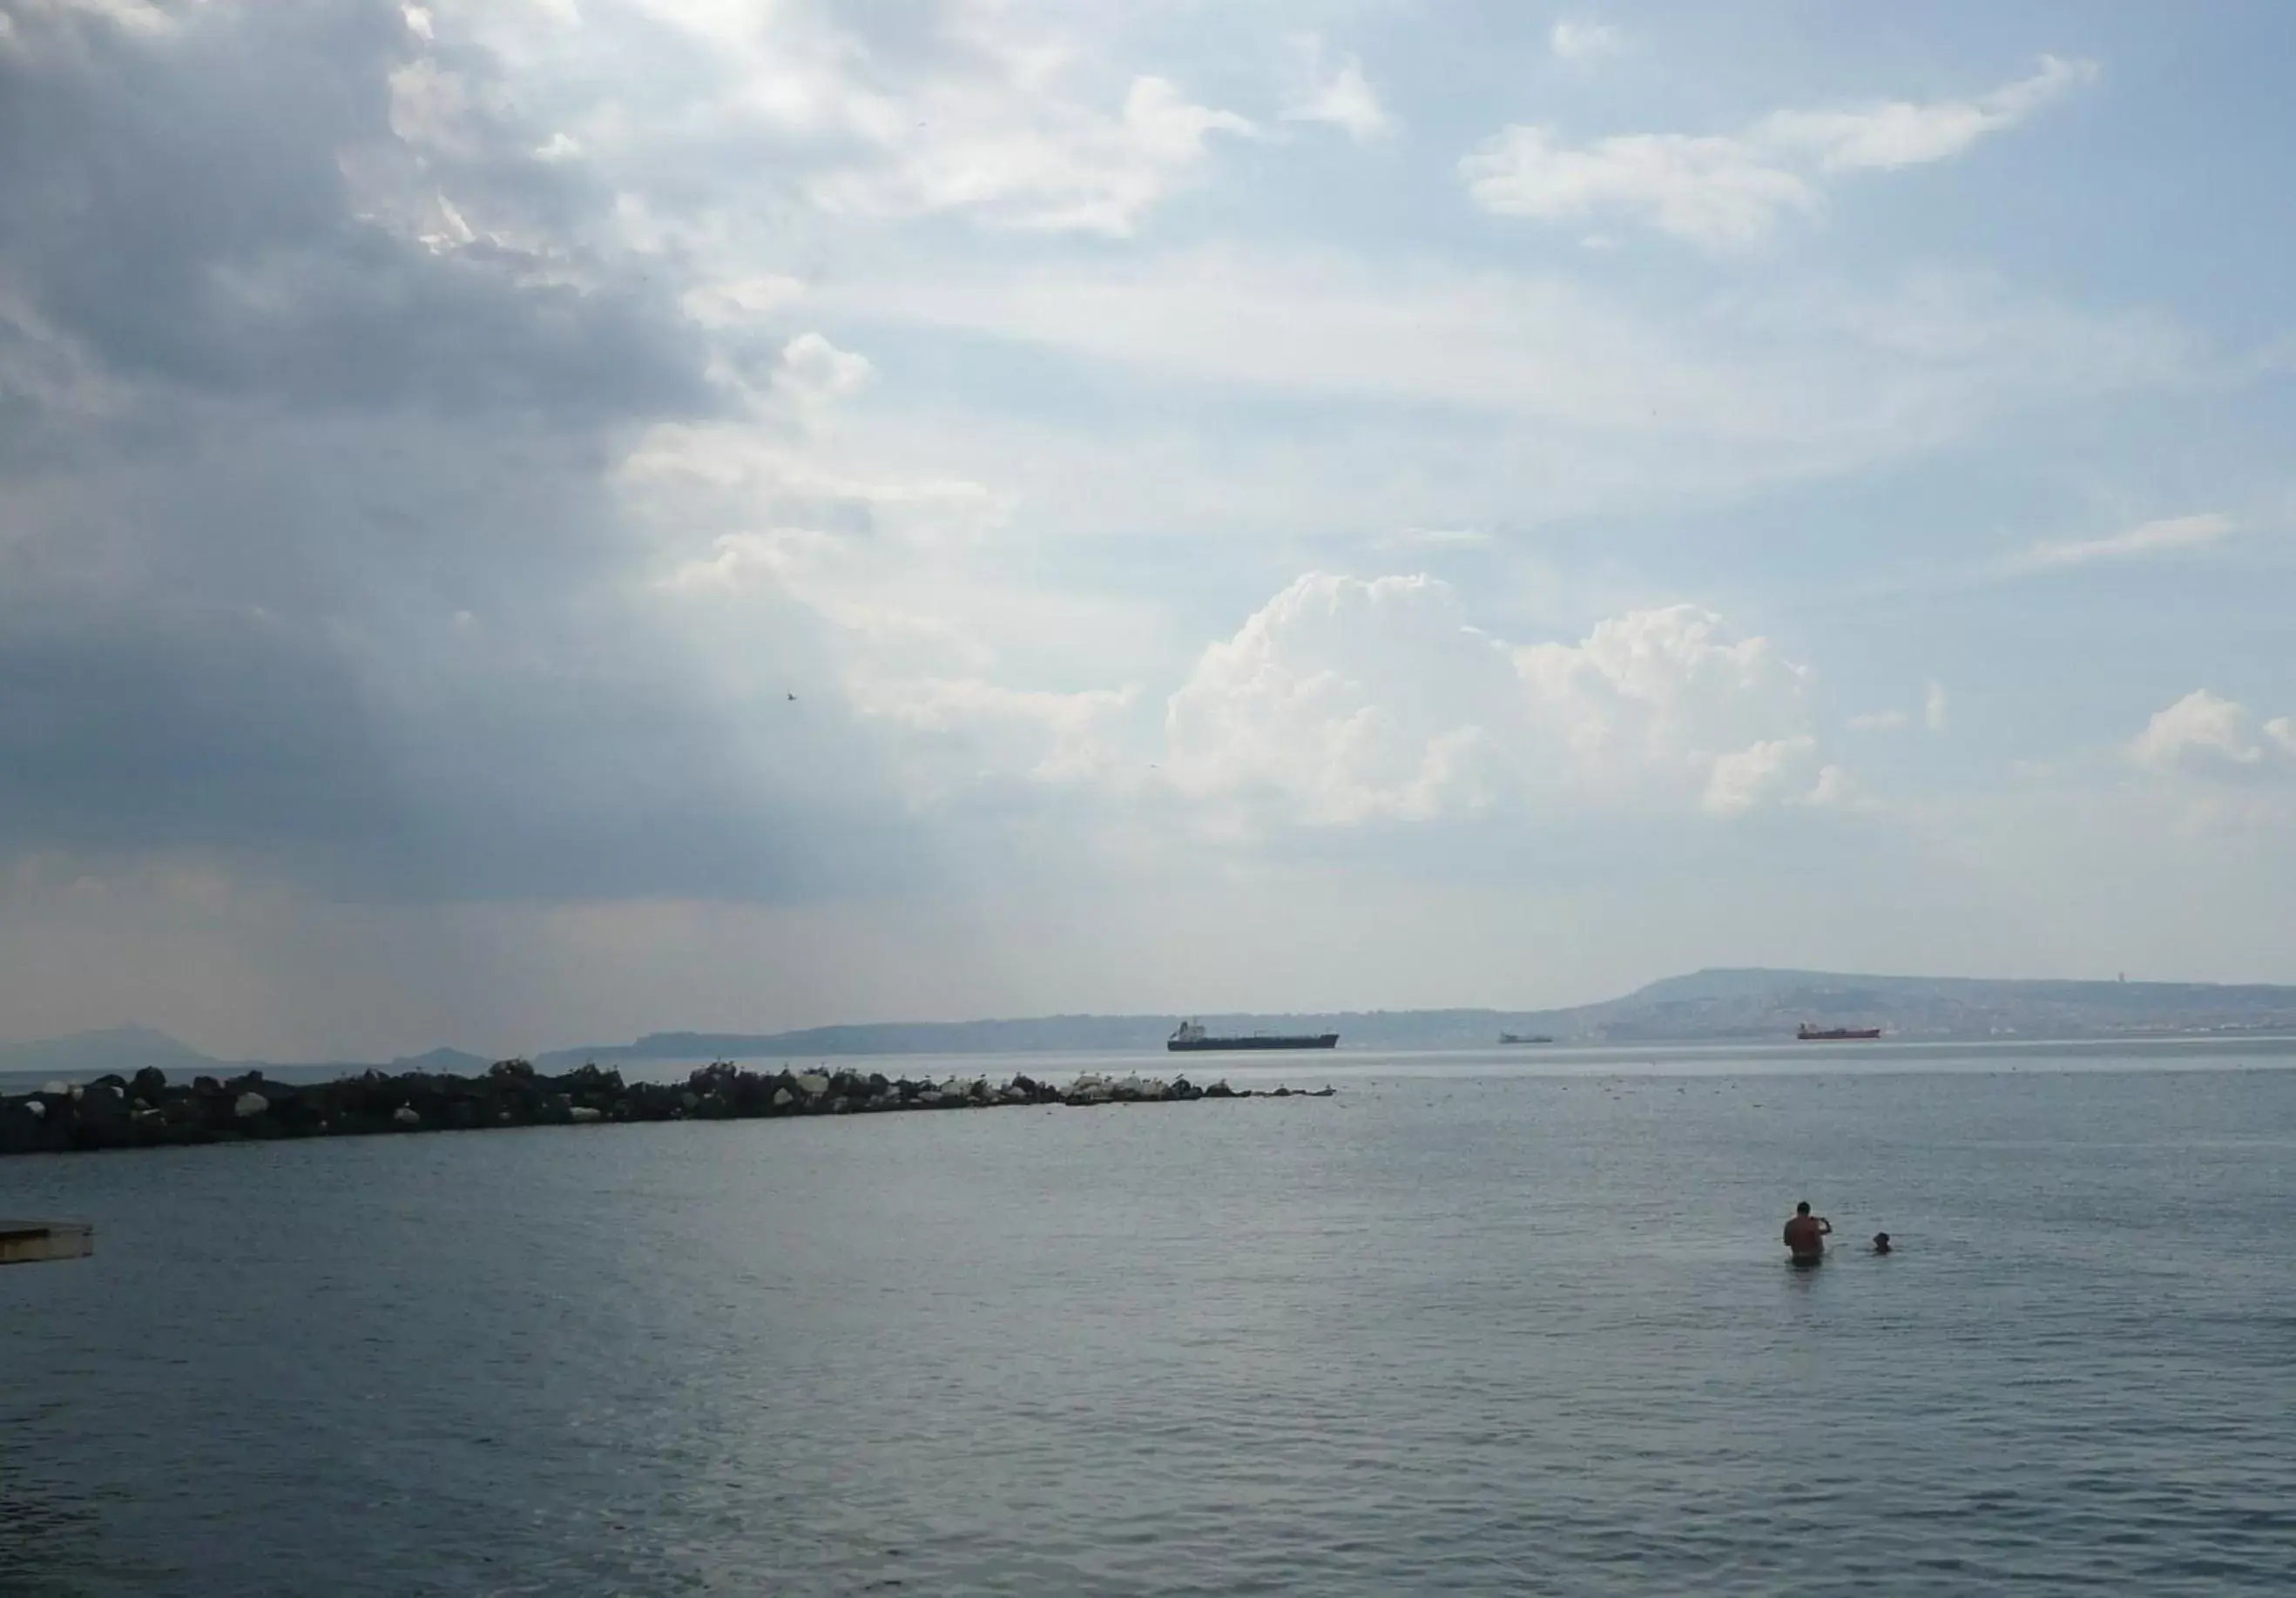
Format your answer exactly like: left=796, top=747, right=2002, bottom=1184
left=0, top=1025, right=220, bottom=1080
left=0, top=1030, right=501, bottom=1088
left=1546, top=968, right=2296, bottom=1043
left=536, top=968, right=2296, bottom=1063
left=388, top=1047, right=494, bottom=1075
left=13, top=968, right=2296, bottom=1084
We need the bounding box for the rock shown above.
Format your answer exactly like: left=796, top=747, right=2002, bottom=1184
left=3, top=1048, right=1307, bottom=1161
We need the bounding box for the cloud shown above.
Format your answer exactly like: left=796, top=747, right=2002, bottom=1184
left=555, top=0, right=1253, bottom=238
left=1925, top=681, right=1949, bottom=733
left=1463, top=56, right=2095, bottom=248
left=0, top=3, right=710, bottom=421
left=1847, top=709, right=1908, bottom=732
left=805, top=75, right=1253, bottom=235
left=2129, top=690, right=2293, bottom=775
left=0, top=0, right=928, bottom=906
left=1280, top=35, right=1396, bottom=141
left=1753, top=56, right=2097, bottom=172
left=773, top=330, right=875, bottom=408
left=1550, top=20, right=1628, bottom=68
left=1800, top=763, right=1864, bottom=810
left=814, top=250, right=2196, bottom=513
left=1996, top=511, right=2235, bottom=576
left=1704, top=735, right=1820, bottom=815
left=1462, top=128, right=1816, bottom=250
left=1162, top=574, right=1822, bottom=826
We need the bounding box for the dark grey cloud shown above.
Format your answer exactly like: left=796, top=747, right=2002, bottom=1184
left=0, top=0, right=928, bottom=904
left=0, top=0, right=709, bottom=419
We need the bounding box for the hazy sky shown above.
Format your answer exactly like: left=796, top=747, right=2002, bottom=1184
left=3, top=0, right=2293, bottom=1058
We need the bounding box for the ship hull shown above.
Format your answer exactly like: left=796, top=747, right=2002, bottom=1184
left=1168, top=1035, right=1339, bottom=1051
left=1796, top=1028, right=1881, bottom=1041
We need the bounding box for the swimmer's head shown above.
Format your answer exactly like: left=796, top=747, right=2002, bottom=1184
left=1873, top=1232, right=1891, bottom=1250
left=1796, top=1201, right=1812, bottom=1216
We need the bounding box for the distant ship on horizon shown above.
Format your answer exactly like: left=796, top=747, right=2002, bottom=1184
left=1797, top=1023, right=1883, bottom=1041
left=1168, top=1021, right=1339, bottom=1052
left=1497, top=1032, right=1554, bottom=1045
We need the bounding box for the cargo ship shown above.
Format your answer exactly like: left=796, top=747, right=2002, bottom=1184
left=1797, top=1023, right=1882, bottom=1041
left=1498, top=1033, right=1554, bottom=1045
left=1168, top=1021, right=1339, bottom=1052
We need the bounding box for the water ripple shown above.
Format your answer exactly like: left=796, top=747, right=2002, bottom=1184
left=2, top=1062, right=2292, bottom=1594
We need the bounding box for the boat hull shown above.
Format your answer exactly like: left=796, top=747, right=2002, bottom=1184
left=1796, top=1028, right=1881, bottom=1041
left=1168, top=1035, right=1339, bottom=1051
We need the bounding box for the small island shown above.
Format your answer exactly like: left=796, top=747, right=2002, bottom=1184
left=0, top=1061, right=1334, bottom=1158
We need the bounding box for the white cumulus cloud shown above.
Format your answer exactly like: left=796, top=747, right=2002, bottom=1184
left=2129, top=690, right=2293, bottom=775
left=1161, top=574, right=1827, bottom=826
left=1280, top=35, right=1395, bottom=142
left=1462, top=56, right=2095, bottom=249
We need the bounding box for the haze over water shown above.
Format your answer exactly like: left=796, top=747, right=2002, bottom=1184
left=5, top=1042, right=2293, bottom=1595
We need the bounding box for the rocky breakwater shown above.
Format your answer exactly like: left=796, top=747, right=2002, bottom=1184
left=0, top=1062, right=1334, bottom=1157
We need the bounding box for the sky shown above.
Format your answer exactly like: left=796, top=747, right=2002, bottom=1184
left=3, top=0, right=2293, bottom=1059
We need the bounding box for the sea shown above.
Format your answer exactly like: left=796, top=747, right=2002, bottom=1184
left=4, top=1040, right=2293, bottom=1595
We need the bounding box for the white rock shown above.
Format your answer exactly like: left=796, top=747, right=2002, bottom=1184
left=569, top=1105, right=603, bottom=1123
left=43, top=1081, right=70, bottom=1096
left=393, top=1105, right=422, bottom=1127
left=794, top=1073, right=829, bottom=1096
left=233, top=1092, right=268, bottom=1119
left=25, top=1100, right=46, bottom=1119
left=772, top=1087, right=794, bottom=1107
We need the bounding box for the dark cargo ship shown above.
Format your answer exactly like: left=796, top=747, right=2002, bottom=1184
left=1168, top=1021, right=1339, bottom=1052
left=1797, top=1023, right=1882, bottom=1041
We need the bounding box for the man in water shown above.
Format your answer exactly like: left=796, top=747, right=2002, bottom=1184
left=1872, top=1232, right=1892, bottom=1255
left=1783, top=1201, right=1832, bottom=1264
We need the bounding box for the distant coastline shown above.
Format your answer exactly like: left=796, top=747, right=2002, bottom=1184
left=7, top=968, right=2296, bottom=1080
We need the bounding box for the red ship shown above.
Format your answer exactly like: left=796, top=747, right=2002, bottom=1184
left=1797, top=1023, right=1882, bottom=1041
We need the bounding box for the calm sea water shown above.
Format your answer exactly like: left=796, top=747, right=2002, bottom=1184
left=4, top=1042, right=2293, bottom=1595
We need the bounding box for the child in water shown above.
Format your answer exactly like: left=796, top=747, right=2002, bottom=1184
left=1871, top=1232, right=1893, bottom=1255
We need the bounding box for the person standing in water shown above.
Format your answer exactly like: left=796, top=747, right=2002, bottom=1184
left=1784, top=1201, right=1832, bottom=1264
